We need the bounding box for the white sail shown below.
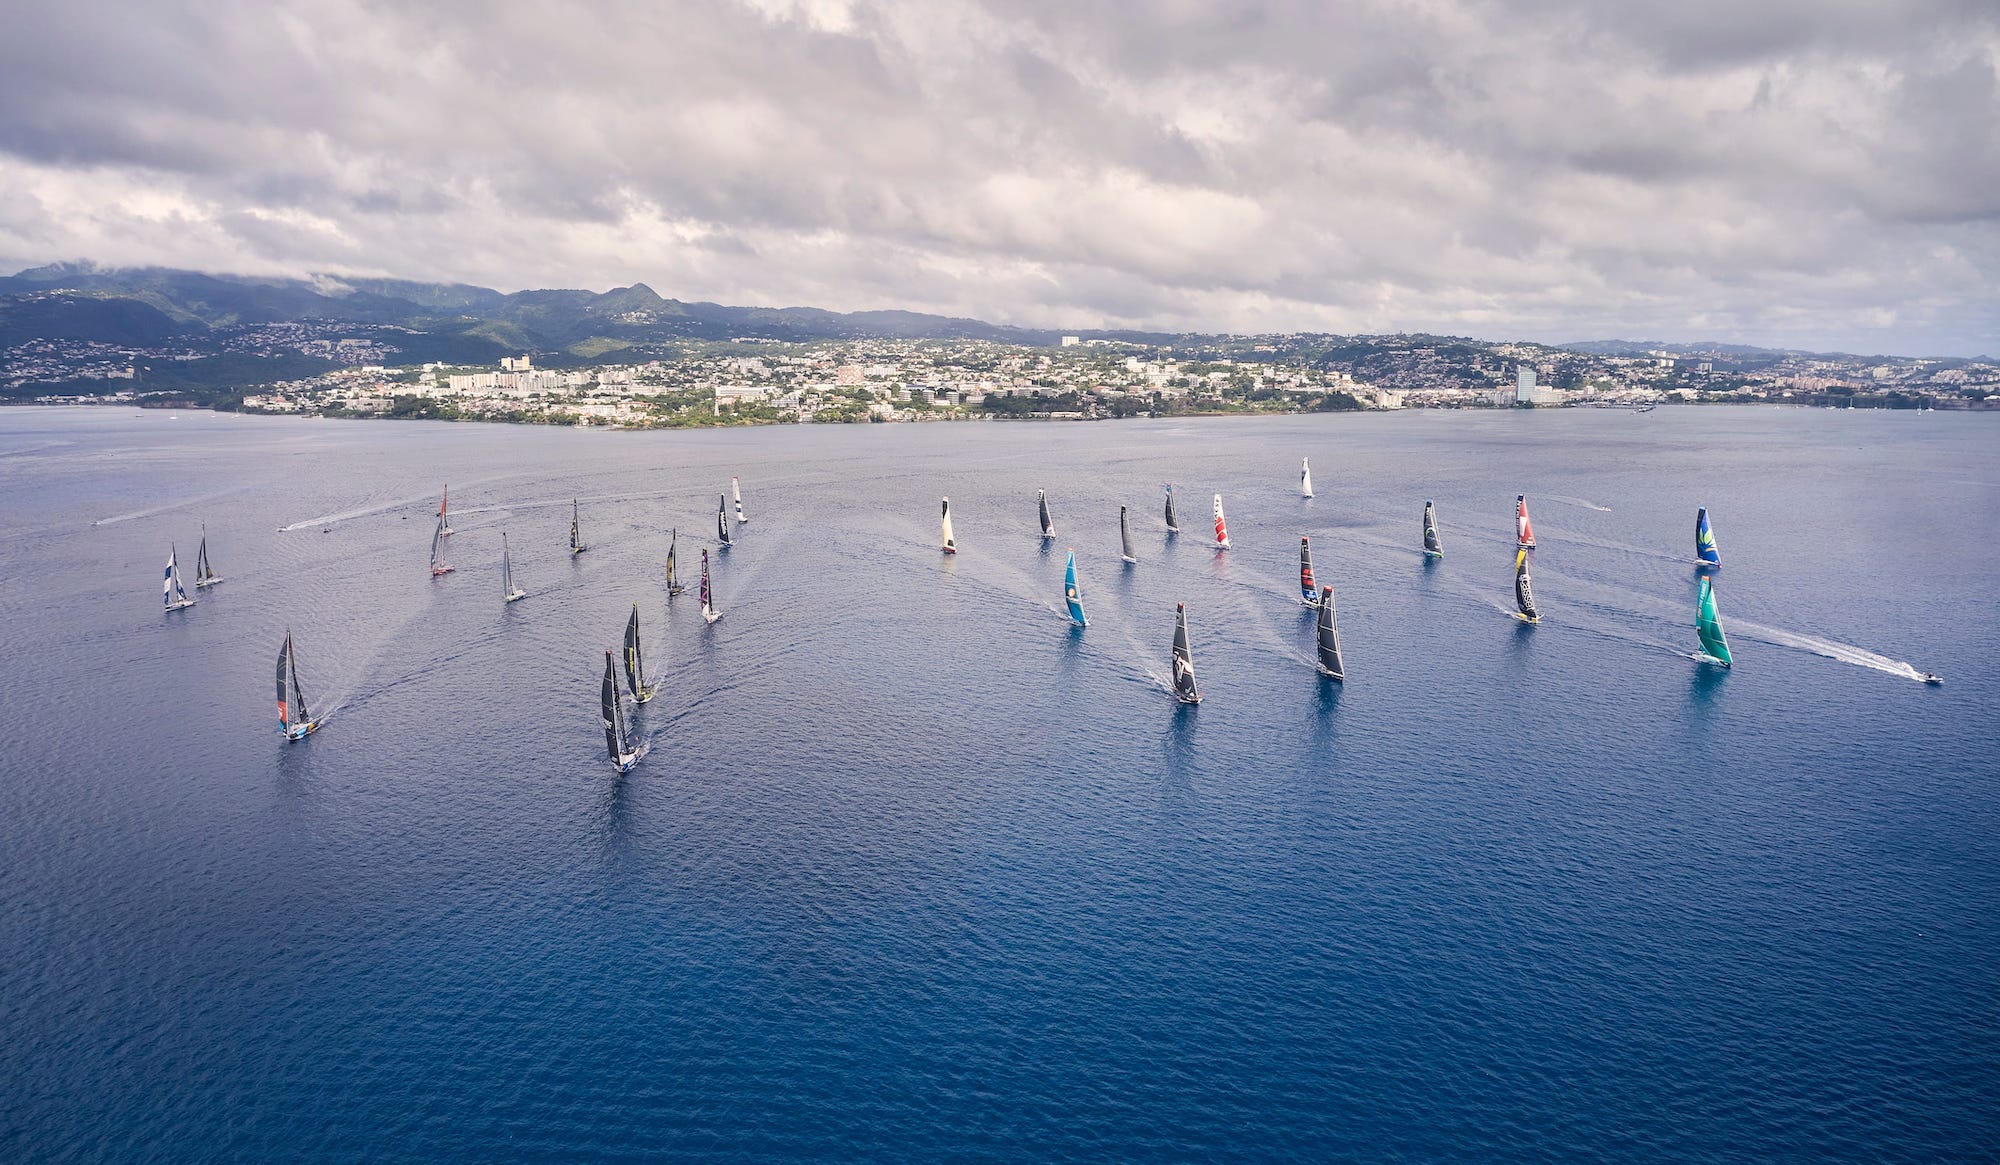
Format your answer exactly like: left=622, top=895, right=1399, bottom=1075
left=1301, top=457, right=1314, bottom=498
left=941, top=497, right=957, bottom=554
left=733, top=475, right=748, bottom=524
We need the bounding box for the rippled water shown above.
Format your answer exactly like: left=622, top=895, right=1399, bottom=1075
left=2, top=406, right=1995, bottom=1162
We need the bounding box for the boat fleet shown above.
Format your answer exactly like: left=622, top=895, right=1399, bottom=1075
left=161, top=463, right=1942, bottom=767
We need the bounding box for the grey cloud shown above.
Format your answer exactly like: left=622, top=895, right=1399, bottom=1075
left=0, top=0, right=1994, bottom=353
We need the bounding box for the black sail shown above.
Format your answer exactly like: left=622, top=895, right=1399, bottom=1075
left=1164, top=485, right=1179, bottom=532
left=276, top=635, right=292, bottom=728
left=601, top=651, right=622, bottom=760
left=623, top=604, right=646, bottom=698
left=717, top=495, right=731, bottom=545
left=1171, top=603, right=1200, bottom=703
left=665, top=529, right=679, bottom=592
left=1515, top=551, right=1539, bottom=620
left=1039, top=490, right=1053, bottom=537
left=1120, top=505, right=1136, bottom=561
left=1316, top=585, right=1345, bottom=680
left=1423, top=501, right=1442, bottom=555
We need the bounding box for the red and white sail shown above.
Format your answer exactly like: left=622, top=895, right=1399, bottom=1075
left=1516, top=495, right=1536, bottom=548
left=1213, top=494, right=1230, bottom=548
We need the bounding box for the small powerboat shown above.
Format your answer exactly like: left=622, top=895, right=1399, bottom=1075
left=1918, top=672, right=1943, bottom=686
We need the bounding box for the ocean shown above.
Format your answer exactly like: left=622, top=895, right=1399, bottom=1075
left=2, top=405, right=1995, bottom=1162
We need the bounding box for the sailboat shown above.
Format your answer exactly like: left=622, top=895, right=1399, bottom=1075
left=716, top=494, right=733, bottom=548
left=1695, top=507, right=1721, bottom=569
left=276, top=629, right=318, bottom=739
left=1693, top=577, right=1733, bottom=667
left=1171, top=603, right=1201, bottom=704
left=569, top=499, right=588, bottom=556
left=699, top=548, right=721, bottom=623
left=501, top=533, right=526, bottom=602
left=1515, top=495, right=1537, bottom=549
left=1038, top=489, right=1055, bottom=539
left=665, top=528, right=685, bottom=596
left=429, top=511, right=454, bottom=576
left=601, top=650, right=640, bottom=773
left=1299, top=536, right=1319, bottom=606
left=623, top=603, right=659, bottom=701
left=1212, top=494, right=1230, bottom=549
left=732, top=476, right=748, bottom=525
left=193, top=525, right=223, bottom=588
left=1315, top=585, right=1345, bottom=680
left=1063, top=550, right=1088, bottom=626
left=940, top=496, right=957, bottom=554
left=1119, top=505, right=1137, bottom=564
left=1164, top=484, right=1180, bottom=534
left=163, top=545, right=196, bottom=611
left=1512, top=547, right=1540, bottom=623
left=438, top=486, right=453, bottom=537
left=1301, top=457, right=1314, bottom=498
left=1423, top=500, right=1443, bottom=558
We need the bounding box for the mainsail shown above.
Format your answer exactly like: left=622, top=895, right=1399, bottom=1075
left=1171, top=603, right=1201, bottom=704
left=430, top=511, right=453, bottom=576
left=570, top=499, right=588, bottom=555
left=716, top=494, right=732, bottom=546
left=1120, top=505, right=1137, bottom=563
left=1064, top=550, right=1088, bottom=626
left=277, top=630, right=315, bottom=738
left=1164, top=484, right=1180, bottom=534
left=1039, top=489, right=1054, bottom=539
left=1212, top=494, right=1230, bottom=548
left=733, top=475, right=748, bottom=525
left=940, top=496, right=957, bottom=554
left=700, top=547, right=720, bottom=623
left=439, top=486, right=452, bottom=536
left=623, top=602, right=657, bottom=701
left=1514, top=547, right=1540, bottom=622
left=1301, top=457, right=1314, bottom=498
left=601, top=649, right=637, bottom=771
left=1695, top=577, right=1733, bottom=667
left=164, top=545, right=195, bottom=611
left=665, top=528, right=684, bottom=596
left=1299, top=536, right=1318, bottom=605
left=502, top=533, right=525, bottom=602
left=194, top=524, right=222, bottom=588
left=1516, top=495, right=1537, bottom=548
left=1695, top=507, right=1721, bottom=568
left=1423, top=500, right=1443, bottom=558
left=1315, top=585, right=1345, bottom=679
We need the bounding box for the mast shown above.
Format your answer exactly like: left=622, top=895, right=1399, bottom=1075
left=624, top=602, right=654, bottom=701
left=1299, top=536, right=1318, bottom=605
left=940, top=496, right=956, bottom=554
left=1301, top=457, right=1314, bottom=498
left=1516, top=495, right=1536, bottom=549
left=1064, top=550, right=1087, bottom=626
left=1696, top=577, right=1733, bottom=666
left=439, top=485, right=452, bottom=536
left=1212, top=494, right=1230, bottom=548
left=1514, top=548, right=1540, bottom=622
left=1315, top=585, right=1345, bottom=679
left=1171, top=603, right=1201, bottom=704
left=194, top=524, right=221, bottom=587
left=164, top=545, right=195, bottom=610
left=1423, top=500, right=1443, bottom=557
left=1120, top=505, right=1136, bottom=563
left=700, top=548, right=720, bottom=623
left=501, top=533, right=516, bottom=601
left=430, top=512, right=453, bottom=575
left=1039, top=489, right=1054, bottom=539
left=1695, top=507, right=1721, bottom=568
left=733, top=475, right=747, bottom=524
left=1164, top=484, right=1179, bottom=533
left=665, top=528, right=682, bottom=595
left=277, top=633, right=293, bottom=733
left=570, top=499, right=587, bottom=555
left=716, top=494, right=732, bottom=546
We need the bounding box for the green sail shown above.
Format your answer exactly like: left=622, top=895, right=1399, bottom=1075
left=1696, top=577, right=1733, bottom=666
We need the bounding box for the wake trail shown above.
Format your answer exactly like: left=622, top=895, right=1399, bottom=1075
left=1729, top=618, right=1936, bottom=683
left=1545, top=494, right=1614, bottom=513
left=93, top=487, right=242, bottom=527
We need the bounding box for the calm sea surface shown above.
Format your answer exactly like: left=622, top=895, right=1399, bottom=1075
left=2, top=405, right=1996, bottom=1162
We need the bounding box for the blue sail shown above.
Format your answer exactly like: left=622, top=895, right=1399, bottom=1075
left=1695, top=507, right=1721, bottom=566
left=1064, top=550, right=1087, bottom=626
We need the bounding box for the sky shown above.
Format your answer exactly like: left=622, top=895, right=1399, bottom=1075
left=1, top=0, right=1996, bottom=355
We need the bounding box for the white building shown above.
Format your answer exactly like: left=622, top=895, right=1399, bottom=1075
left=1516, top=365, right=1561, bottom=406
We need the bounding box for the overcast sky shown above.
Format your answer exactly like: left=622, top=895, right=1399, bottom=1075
left=2, top=1, right=1995, bottom=354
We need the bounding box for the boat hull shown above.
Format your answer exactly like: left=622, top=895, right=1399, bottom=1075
left=431, top=566, right=453, bottom=576
left=284, top=721, right=318, bottom=740
left=505, top=591, right=526, bottom=603
left=195, top=577, right=223, bottom=588
left=165, top=599, right=196, bottom=612
left=1692, top=651, right=1731, bottom=668
left=1511, top=611, right=1539, bottom=624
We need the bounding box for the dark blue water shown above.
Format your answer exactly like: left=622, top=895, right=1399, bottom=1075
left=3, top=406, right=1996, bottom=1162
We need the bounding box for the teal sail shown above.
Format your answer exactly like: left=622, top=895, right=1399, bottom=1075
left=1695, top=507, right=1721, bottom=567
left=1695, top=577, right=1732, bottom=666
left=1064, top=550, right=1087, bottom=626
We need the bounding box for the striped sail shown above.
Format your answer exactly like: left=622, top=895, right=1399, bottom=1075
left=1212, top=495, right=1230, bottom=548
left=1064, top=550, right=1087, bottom=626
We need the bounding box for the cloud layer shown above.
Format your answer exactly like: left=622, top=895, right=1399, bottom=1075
left=2, top=0, right=1995, bottom=353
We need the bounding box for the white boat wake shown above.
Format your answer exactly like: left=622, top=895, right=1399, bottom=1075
left=93, top=487, right=240, bottom=526
left=1729, top=619, right=1936, bottom=683
left=1545, top=494, right=1614, bottom=513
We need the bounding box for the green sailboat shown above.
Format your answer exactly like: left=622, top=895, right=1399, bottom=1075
left=1694, top=577, right=1733, bottom=668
